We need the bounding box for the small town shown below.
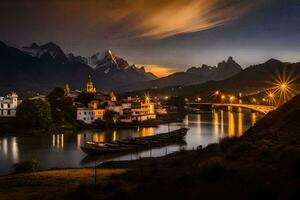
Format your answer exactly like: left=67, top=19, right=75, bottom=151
left=0, top=76, right=172, bottom=132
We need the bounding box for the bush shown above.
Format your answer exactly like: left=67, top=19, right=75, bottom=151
left=16, top=99, right=52, bottom=129
left=198, top=157, right=226, bottom=180
left=14, top=160, right=40, bottom=173
left=103, top=110, right=119, bottom=123
left=47, top=88, right=76, bottom=124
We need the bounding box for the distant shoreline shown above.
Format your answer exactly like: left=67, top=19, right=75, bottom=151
left=0, top=113, right=185, bottom=136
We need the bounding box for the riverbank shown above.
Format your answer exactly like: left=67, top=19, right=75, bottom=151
left=0, top=113, right=184, bottom=136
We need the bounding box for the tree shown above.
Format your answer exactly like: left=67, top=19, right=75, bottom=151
left=103, top=110, right=119, bottom=123
left=47, top=87, right=76, bottom=124
left=167, top=96, right=186, bottom=112
left=76, top=92, right=96, bottom=106
left=16, top=99, right=52, bottom=129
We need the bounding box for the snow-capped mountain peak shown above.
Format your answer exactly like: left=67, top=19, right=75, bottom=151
left=87, top=49, right=119, bottom=69
left=22, top=42, right=68, bottom=63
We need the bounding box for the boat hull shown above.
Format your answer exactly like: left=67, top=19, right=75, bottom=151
left=80, top=128, right=188, bottom=155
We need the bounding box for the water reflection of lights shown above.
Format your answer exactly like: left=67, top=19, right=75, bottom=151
left=77, top=134, right=81, bottom=149
left=228, top=111, right=235, bottom=137
left=2, top=138, right=8, bottom=157
left=251, top=113, right=257, bottom=126
left=184, top=115, right=189, bottom=127
left=213, top=110, right=219, bottom=137
left=237, top=110, right=243, bottom=137
left=52, top=134, right=64, bottom=148
left=12, top=137, right=19, bottom=163
left=0, top=137, right=19, bottom=162
left=140, top=128, right=154, bottom=137
left=220, top=110, right=224, bottom=136
left=93, top=134, right=105, bottom=143
left=196, top=114, right=201, bottom=134
left=113, top=130, right=117, bottom=141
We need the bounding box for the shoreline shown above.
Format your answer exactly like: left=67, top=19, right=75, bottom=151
left=0, top=113, right=185, bottom=136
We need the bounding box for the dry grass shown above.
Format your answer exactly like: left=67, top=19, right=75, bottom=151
left=0, top=168, right=127, bottom=200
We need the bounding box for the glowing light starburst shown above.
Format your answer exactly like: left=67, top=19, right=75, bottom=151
left=268, top=68, right=299, bottom=106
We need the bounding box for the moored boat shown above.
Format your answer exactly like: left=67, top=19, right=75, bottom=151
left=81, top=128, right=188, bottom=155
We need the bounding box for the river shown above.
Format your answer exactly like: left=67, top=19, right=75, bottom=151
left=0, top=109, right=262, bottom=175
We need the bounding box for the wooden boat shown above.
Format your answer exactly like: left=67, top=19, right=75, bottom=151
left=81, top=128, right=188, bottom=155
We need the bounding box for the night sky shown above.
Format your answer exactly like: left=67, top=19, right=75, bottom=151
left=1, top=0, right=300, bottom=76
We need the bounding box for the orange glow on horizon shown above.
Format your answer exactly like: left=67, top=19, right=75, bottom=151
left=138, top=64, right=177, bottom=77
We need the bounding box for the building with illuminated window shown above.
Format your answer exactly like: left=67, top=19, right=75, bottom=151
left=76, top=101, right=105, bottom=124
left=120, top=96, right=156, bottom=122
left=0, top=92, right=20, bottom=117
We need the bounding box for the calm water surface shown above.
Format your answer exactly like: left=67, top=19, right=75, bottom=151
left=0, top=109, right=262, bottom=175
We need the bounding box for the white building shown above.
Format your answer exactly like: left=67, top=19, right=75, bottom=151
left=0, top=92, right=20, bottom=117
left=77, top=101, right=105, bottom=124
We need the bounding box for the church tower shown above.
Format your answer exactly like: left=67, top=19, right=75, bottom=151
left=86, top=75, right=96, bottom=93
left=64, top=83, right=70, bottom=96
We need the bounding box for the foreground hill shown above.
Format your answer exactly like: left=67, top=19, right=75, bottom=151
left=0, top=41, right=156, bottom=96
left=124, top=58, right=300, bottom=98
left=99, top=94, right=300, bottom=199
left=118, top=57, right=242, bottom=92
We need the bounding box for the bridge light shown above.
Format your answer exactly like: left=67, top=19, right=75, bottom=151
left=280, top=83, right=287, bottom=90
left=229, top=96, right=235, bottom=102
left=221, top=95, right=226, bottom=100
left=252, top=98, right=256, bottom=103
left=215, top=91, right=220, bottom=96
left=271, top=71, right=298, bottom=105
left=268, top=92, right=274, bottom=98
left=239, top=99, right=242, bottom=104
left=196, top=97, right=202, bottom=102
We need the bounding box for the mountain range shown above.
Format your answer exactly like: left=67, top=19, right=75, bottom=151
left=0, top=41, right=245, bottom=97
left=123, top=59, right=300, bottom=98
left=0, top=41, right=157, bottom=96
left=117, top=56, right=242, bottom=92
left=2, top=40, right=297, bottom=99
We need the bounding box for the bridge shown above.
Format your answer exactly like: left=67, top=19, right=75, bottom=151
left=187, top=103, right=276, bottom=114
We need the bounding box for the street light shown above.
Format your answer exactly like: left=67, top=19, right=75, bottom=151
left=280, top=83, right=287, bottom=90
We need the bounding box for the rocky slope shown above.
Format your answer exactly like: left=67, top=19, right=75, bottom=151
left=0, top=41, right=157, bottom=96
left=123, top=59, right=300, bottom=98
left=118, top=56, right=242, bottom=92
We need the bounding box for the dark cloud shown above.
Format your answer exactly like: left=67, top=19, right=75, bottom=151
left=0, top=0, right=299, bottom=72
